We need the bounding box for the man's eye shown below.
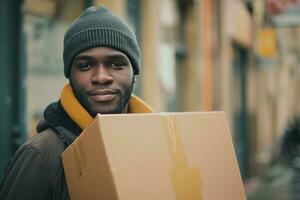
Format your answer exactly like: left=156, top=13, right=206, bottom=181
left=109, top=61, right=126, bottom=70
left=78, top=63, right=93, bottom=71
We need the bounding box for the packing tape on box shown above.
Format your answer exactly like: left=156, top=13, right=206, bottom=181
left=161, top=113, right=203, bottom=200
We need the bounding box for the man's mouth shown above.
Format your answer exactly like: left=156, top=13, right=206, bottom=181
left=89, top=89, right=118, bottom=102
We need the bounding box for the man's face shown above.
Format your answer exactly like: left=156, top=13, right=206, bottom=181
left=70, top=47, right=134, bottom=116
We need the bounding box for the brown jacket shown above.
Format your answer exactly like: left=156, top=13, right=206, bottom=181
left=0, top=102, right=79, bottom=200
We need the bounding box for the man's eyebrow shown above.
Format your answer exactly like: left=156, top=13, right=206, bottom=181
left=106, top=54, right=129, bottom=60
left=73, top=55, right=93, bottom=61
left=73, top=53, right=129, bottom=62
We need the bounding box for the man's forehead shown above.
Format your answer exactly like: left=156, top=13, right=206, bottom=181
left=76, top=47, right=127, bottom=58
left=74, top=47, right=129, bottom=60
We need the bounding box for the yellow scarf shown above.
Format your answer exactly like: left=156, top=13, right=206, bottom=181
left=60, top=84, right=153, bottom=130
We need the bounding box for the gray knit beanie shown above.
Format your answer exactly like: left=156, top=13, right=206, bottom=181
left=63, top=6, right=141, bottom=78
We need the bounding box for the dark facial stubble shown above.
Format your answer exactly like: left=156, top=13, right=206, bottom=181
left=70, top=79, right=134, bottom=116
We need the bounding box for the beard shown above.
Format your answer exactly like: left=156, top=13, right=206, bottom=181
left=70, top=79, right=134, bottom=116
left=99, top=82, right=134, bottom=115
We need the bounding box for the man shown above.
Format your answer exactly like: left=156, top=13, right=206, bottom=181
left=0, top=6, right=152, bottom=200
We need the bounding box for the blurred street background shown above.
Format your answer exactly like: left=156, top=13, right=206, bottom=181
left=1, top=0, right=300, bottom=199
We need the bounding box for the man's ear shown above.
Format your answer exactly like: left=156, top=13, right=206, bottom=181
left=133, top=75, right=138, bottom=83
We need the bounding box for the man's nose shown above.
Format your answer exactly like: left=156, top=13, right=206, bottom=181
left=91, top=64, right=113, bottom=85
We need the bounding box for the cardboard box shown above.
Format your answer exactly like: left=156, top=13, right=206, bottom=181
left=62, top=112, right=246, bottom=200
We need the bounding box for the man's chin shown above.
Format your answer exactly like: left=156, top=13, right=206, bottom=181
left=87, top=97, right=121, bottom=115
left=92, top=107, right=124, bottom=115
left=89, top=102, right=125, bottom=115
left=86, top=85, right=133, bottom=115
